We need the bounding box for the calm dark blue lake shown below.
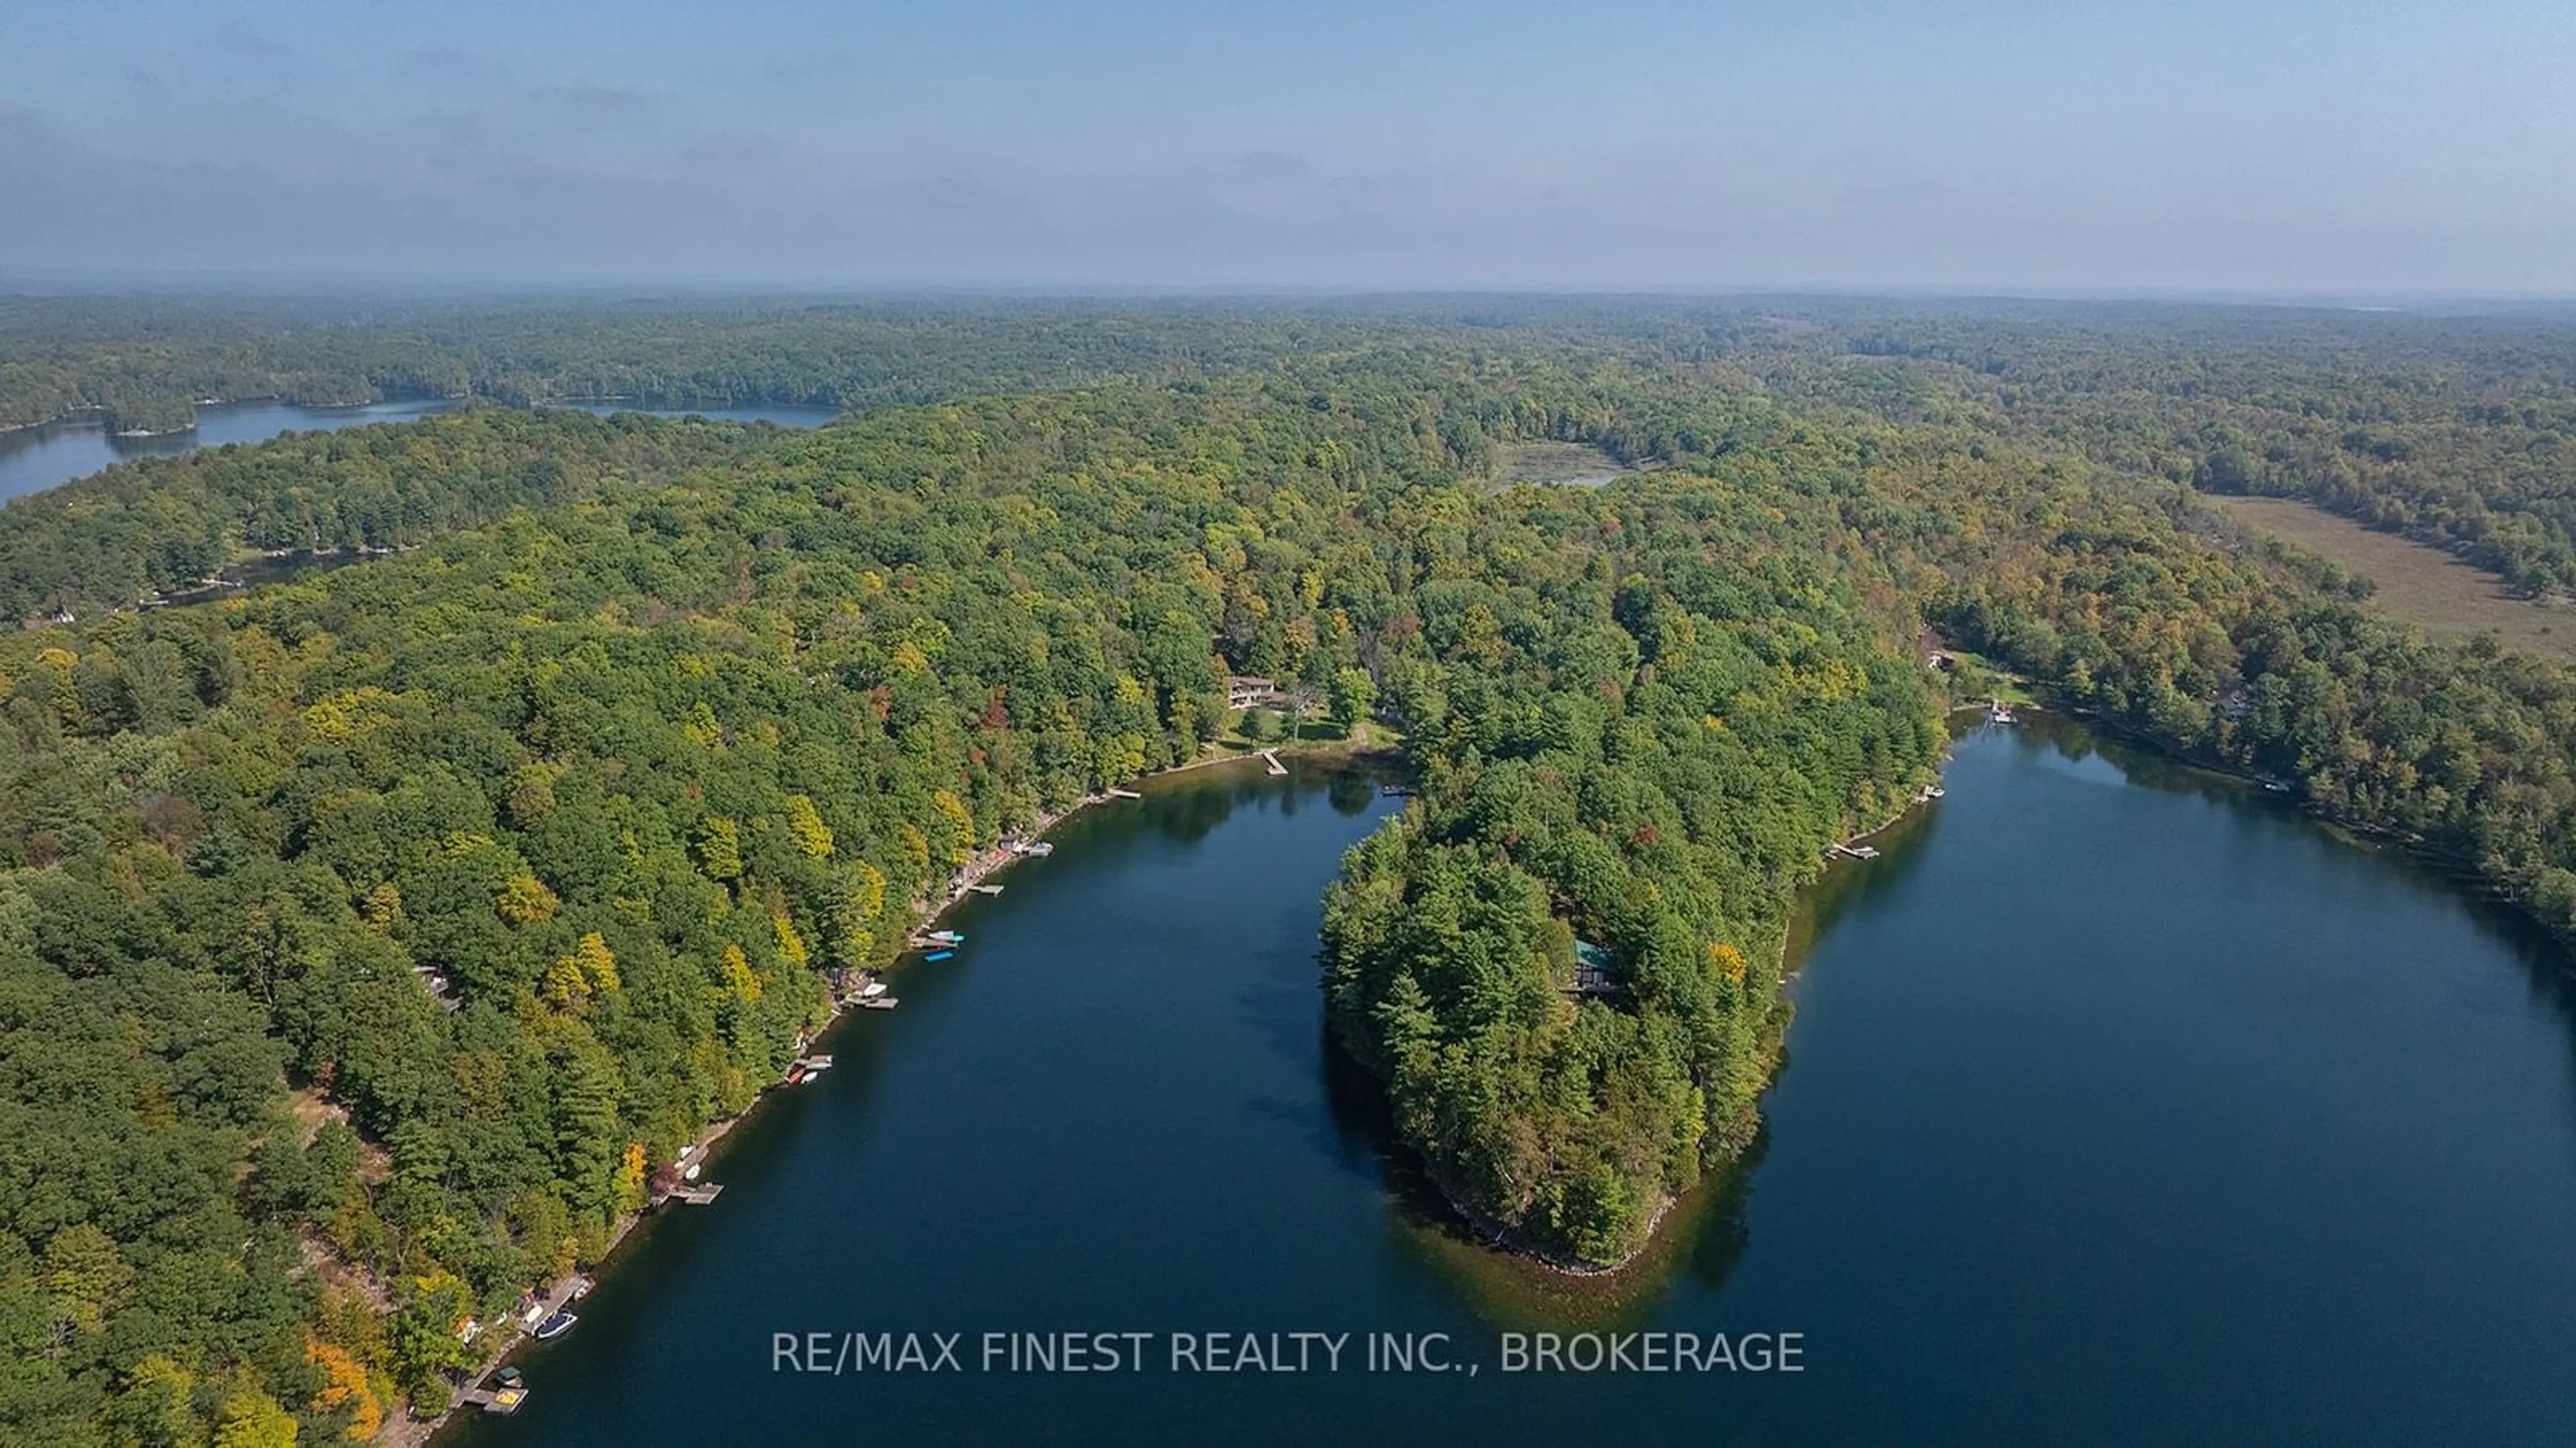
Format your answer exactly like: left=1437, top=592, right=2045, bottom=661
left=443, top=721, right=2576, bottom=1447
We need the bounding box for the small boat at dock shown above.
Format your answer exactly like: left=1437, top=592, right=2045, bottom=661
left=535, top=1311, right=578, bottom=1341
left=926, top=930, right=964, bottom=945
left=925, top=949, right=955, bottom=962
left=859, top=982, right=888, bottom=998
left=859, top=996, right=900, bottom=1011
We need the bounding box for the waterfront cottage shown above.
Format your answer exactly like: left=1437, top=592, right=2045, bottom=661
left=1227, top=674, right=1283, bottom=708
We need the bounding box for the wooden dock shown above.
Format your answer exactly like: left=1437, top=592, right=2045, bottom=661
left=458, top=1385, right=528, bottom=1415
left=665, top=1182, right=724, bottom=1206
left=1107, top=786, right=1142, bottom=799
left=1260, top=749, right=1287, bottom=775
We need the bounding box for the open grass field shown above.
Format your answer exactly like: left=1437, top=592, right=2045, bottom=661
left=2213, top=495, right=2576, bottom=660
left=1493, top=441, right=1633, bottom=488
left=1938, top=648, right=2039, bottom=705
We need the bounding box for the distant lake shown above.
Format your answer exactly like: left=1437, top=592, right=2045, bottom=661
left=440, top=721, right=2576, bottom=1447
left=0, top=400, right=462, bottom=501
left=0, top=399, right=839, bottom=503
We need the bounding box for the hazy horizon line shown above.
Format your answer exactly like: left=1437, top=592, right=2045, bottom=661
left=5, top=267, right=2576, bottom=313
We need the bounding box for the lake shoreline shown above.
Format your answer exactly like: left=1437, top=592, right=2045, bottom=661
left=417, top=735, right=1397, bottom=1442
left=1, top=395, right=841, bottom=513
left=2048, top=698, right=2557, bottom=933
left=1359, top=764, right=1947, bottom=1279
left=435, top=713, right=2576, bottom=1446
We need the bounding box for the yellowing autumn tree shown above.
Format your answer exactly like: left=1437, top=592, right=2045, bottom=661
left=496, top=873, right=561, bottom=925
left=783, top=794, right=835, bottom=858
left=694, top=815, right=745, bottom=882
left=572, top=931, right=620, bottom=992
left=212, top=1384, right=299, bottom=1448
left=828, top=861, right=886, bottom=969
left=541, top=933, right=621, bottom=1011
left=359, top=882, right=403, bottom=931
left=616, top=1142, right=651, bottom=1213
left=719, top=944, right=763, bottom=1004
left=773, top=913, right=809, bottom=969
left=307, top=1335, right=383, bottom=1442
left=43, top=1222, right=130, bottom=1335
left=929, top=788, right=976, bottom=866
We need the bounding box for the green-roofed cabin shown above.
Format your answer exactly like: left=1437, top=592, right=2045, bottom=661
left=1572, top=940, right=1619, bottom=996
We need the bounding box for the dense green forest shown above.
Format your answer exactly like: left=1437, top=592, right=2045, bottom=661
left=0, top=293, right=1755, bottom=436
left=5, top=297, right=2576, bottom=1439
left=1798, top=300, right=2576, bottom=594
left=14, top=291, right=2576, bottom=592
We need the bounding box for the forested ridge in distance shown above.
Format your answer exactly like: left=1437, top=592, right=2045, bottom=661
left=3, top=298, right=2576, bottom=1441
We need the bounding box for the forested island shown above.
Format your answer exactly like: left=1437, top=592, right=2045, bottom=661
left=5, top=295, right=2576, bottom=1441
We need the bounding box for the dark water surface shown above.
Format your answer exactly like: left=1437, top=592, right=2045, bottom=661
left=446, top=724, right=2576, bottom=1447
left=0, top=400, right=463, bottom=501
left=0, top=401, right=836, bottom=502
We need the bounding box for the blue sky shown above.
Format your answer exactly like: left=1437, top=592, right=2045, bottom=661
left=2, top=0, right=2571, bottom=292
